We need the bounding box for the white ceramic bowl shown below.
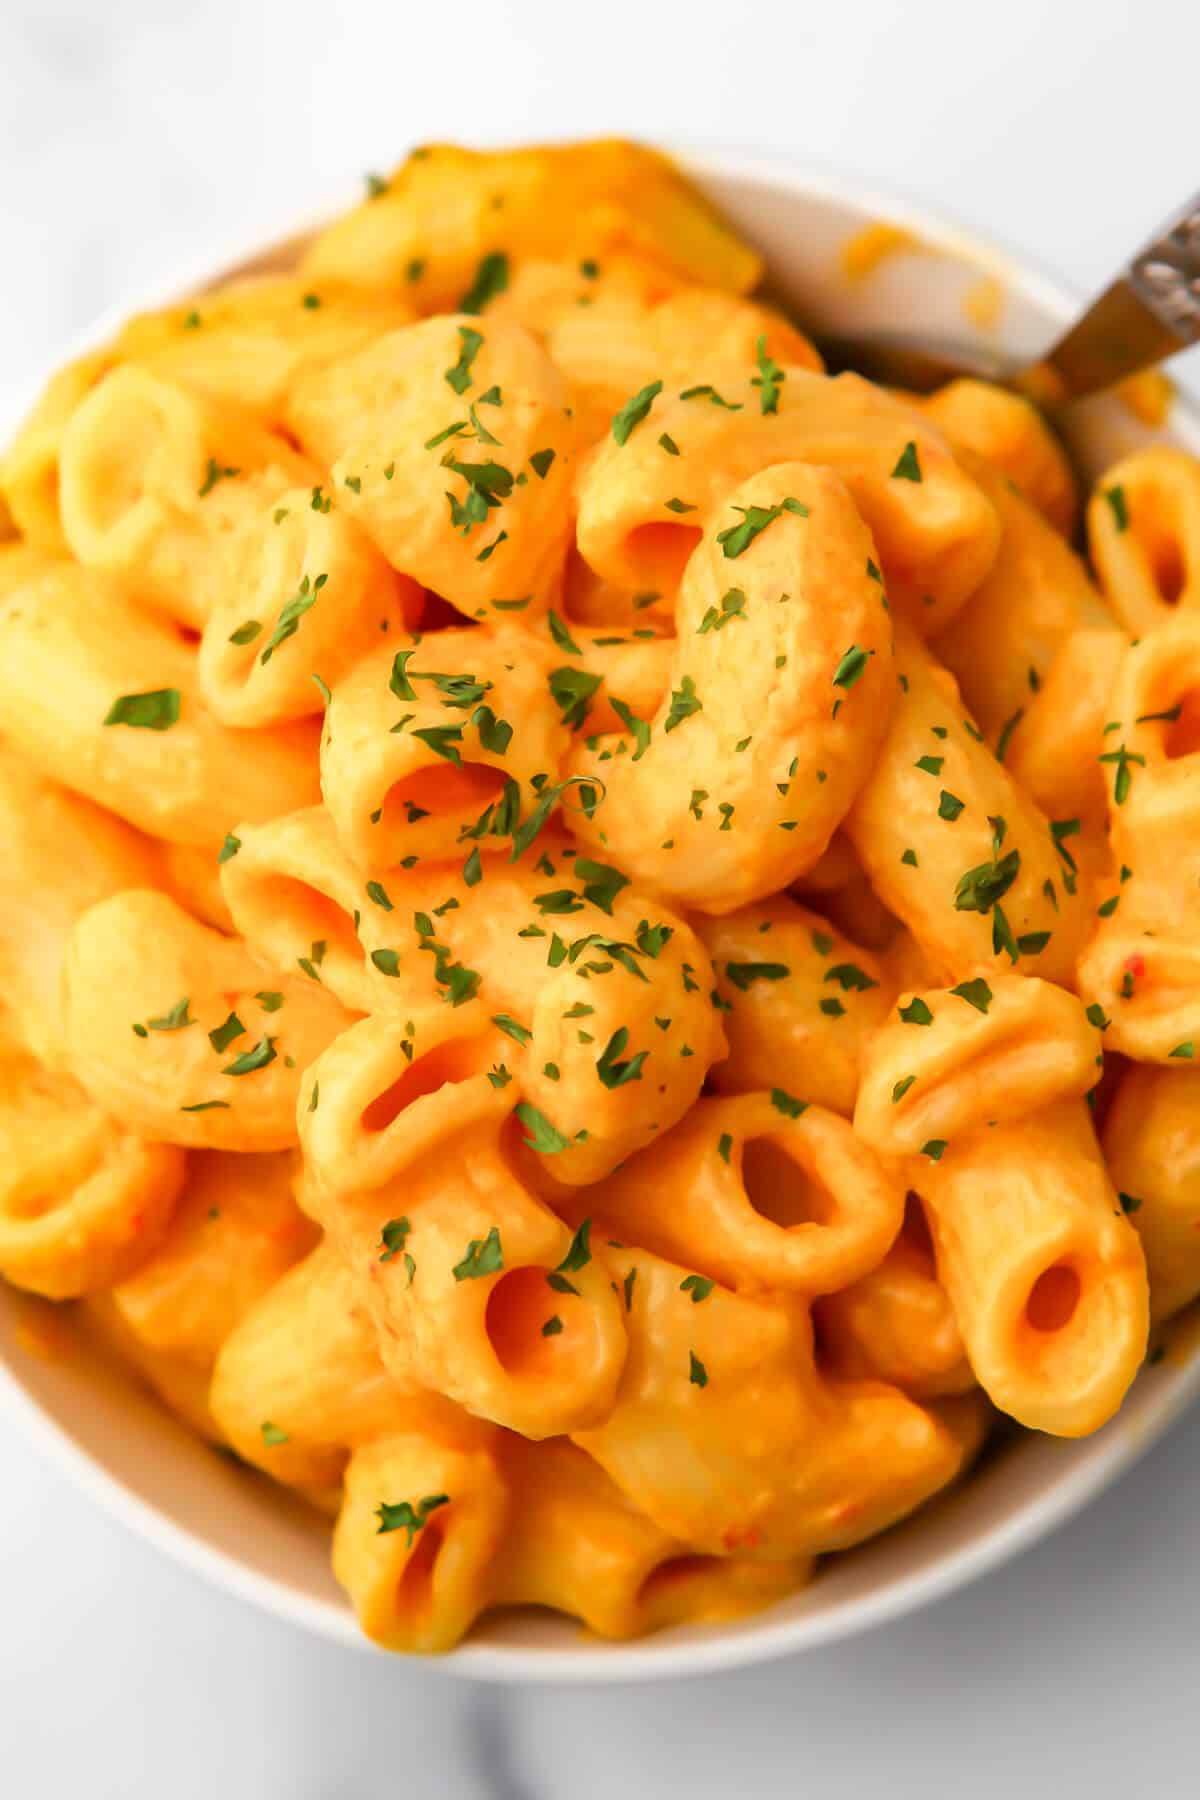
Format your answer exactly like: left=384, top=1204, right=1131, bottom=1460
left=2, top=146, right=1198, bottom=1684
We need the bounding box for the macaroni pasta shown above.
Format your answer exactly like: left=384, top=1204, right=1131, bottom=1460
left=1, top=135, right=1186, bottom=1654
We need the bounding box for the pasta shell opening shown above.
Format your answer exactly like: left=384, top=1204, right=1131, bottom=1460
left=361, top=1037, right=497, bottom=1133
left=1165, top=693, right=1200, bottom=760
left=251, top=874, right=363, bottom=968
left=394, top=1510, right=449, bottom=1622
left=623, top=521, right=702, bottom=591
left=1024, top=1260, right=1083, bottom=1334
left=485, top=1265, right=596, bottom=1379
left=740, top=1134, right=835, bottom=1231
left=382, top=761, right=510, bottom=832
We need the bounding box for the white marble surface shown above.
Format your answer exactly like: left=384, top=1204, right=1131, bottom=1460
left=4, top=1, right=1200, bottom=1794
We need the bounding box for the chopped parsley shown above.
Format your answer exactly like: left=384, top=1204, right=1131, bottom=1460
left=596, top=1028, right=646, bottom=1089
left=832, top=645, right=870, bottom=690
left=459, top=252, right=509, bottom=315
left=516, top=1102, right=570, bottom=1154
left=451, top=1226, right=503, bottom=1281
left=207, top=1012, right=245, bottom=1053
left=899, top=997, right=934, bottom=1025
left=379, top=1217, right=412, bottom=1263
left=260, top=573, right=327, bottom=664
left=222, top=1036, right=276, bottom=1076
left=891, top=441, right=922, bottom=482
left=664, top=676, right=702, bottom=732
left=725, top=961, right=790, bottom=990
left=825, top=963, right=878, bottom=992
left=1098, top=741, right=1145, bottom=806
left=716, top=497, right=808, bottom=559
left=954, top=849, right=1020, bottom=914
left=375, top=1493, right=449, bottom=1544
left=752, top=335, right=785, bottom=413
left=445, top=325, right=485, bottom=395
left=103, top=689, right=181, bottom=732
left=198, top=458, right=240, bottom=498
left=611, top=379, right=663, bottom=446
left=680, top=1274, right=715, bottom=1303
left=951, top=978, right=993, bottom=1014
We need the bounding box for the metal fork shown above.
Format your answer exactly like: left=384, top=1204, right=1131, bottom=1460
left=815, top=192, right=1200, bottom=403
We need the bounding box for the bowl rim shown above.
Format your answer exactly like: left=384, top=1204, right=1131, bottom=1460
left=3, top=139, right=1199, bottom=1685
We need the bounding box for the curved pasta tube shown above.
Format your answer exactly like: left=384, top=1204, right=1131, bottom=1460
left=221, top=807, right=392, bottom=1018
left=528, top=612, right=675, bottom=736
left=915, top=1101, right=1148, bottom=1436
left=0, top=563, right=321, bottom=847
left=209, top=1239, right=456, bottom=1490
left=697, top=896, right=892, bottom=1115
left=286, top=315, right=575, bottom=620
left=114, top=276, right=416, bottom=424
left=332, top=1424, right=509, bottom=1654
left=568, top=462, right=896, bottom=912
left=1077, top=618, right=1200, bottom=1059
left=587, top=1093, right=903, bottom=1296
left=93, top=1150, right=316, bottom=1446
left=0, top=348, right=112, bottom=551
left=815, top=1202, right=974, bottom=1400
left=58, top=365, right=312, bottom=627
left=82, top=1293, right=220, bottom=1442
left=308, top=1118, right=628, bottom=1438
left=574, top=1239, right=986, bottom=1558
left=1088, top=448, right=1200, bottom=635
left=574, top=369, right=1000, bottom=628
left=931, top=451, right=1103, bottom=738
left=1103, top=1065, right=1200, bottom=1324
left=111, top=1151, right=318, bottom=1367
left=491, top=1438, right=811, bottom=1639
left=63, top=889, right=353, bottom=1150
left=560, top=542, right=677, bottom=632
left=319, top=627, right=568, bottom=869
left=846, top=629, right=1089, bottom=986
left=0, top=747, right=159, bottom=1063
left=297, top=1007, right=514, bottom=1196
left=0, top=1017, right=184, bottom=1299
left=542, top=287, right=820, bottom=449
left=918, top=378, right=1077, bottom=536
left=301, top=139, right=762, bottom=303
left=1006, top=625, right=1129, bottom=829
left=198, top=485, right=421, bottom=727
left=232, top=827, right=723, bottom=1184
left=298, top=1030, right=629, bottom=1435
left=854, top=973, right=1102, bottom=1158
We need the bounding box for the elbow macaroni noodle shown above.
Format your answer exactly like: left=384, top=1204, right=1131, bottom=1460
left=3, top=135, right=1193, bottom=1652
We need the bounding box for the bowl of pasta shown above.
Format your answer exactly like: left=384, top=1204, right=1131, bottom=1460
left=2, top=138, right=1199, bottom=1682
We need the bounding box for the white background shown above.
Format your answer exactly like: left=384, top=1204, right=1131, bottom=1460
left=3, top=1, right=1200, bottom=1793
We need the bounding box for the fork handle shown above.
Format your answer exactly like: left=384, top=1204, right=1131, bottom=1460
left=1033, top=192, right=1200, bottom=401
